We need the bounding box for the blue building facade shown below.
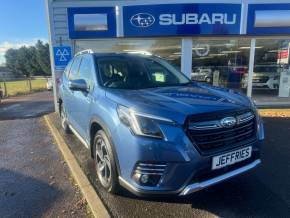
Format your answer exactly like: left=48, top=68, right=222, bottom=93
left=46, top=0, right=290, bottom=108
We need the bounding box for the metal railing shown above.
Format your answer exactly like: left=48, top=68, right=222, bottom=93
left=0, top=77, right=51, bottom=98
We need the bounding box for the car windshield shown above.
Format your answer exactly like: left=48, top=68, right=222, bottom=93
left=96, top=56, right=191, bottom=89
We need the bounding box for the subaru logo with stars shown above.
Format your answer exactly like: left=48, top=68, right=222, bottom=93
left=220, top=117, right=237, bottom=128
left=130, top=13, right=155, bottom=27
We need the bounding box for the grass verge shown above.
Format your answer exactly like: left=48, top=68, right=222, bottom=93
left=0, top=79, right=47, bottom=97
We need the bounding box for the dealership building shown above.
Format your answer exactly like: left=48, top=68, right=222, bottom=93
left=46, top=0, right=290, bottom=108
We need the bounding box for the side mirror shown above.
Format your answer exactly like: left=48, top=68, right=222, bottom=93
left=69, top=79, right=88, bottom=92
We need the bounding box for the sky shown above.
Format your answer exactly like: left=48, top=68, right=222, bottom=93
left=0, top=0, right=48, bottom=65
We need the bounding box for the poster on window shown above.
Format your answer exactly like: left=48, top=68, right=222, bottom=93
left=277, top=41, right=290, bottom=65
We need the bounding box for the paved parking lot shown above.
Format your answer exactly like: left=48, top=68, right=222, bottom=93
left=48, top=112, right=290, bottom=218
left=1, top=91, right=290, bottom=218
left=0, top=92, right=90, bottom=218
left=0, top=91, right=54, bottom=120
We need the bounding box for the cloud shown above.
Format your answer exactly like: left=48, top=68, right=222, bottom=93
left=0, top=38, right=48, bottom=65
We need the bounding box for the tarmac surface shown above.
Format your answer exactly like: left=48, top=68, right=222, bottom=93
left=2, top=91, right=290, bottom=218
left=49, top=112, right=290, bottom=217
left=0, top=91, right=54, bottom=120
left=0, top=92, right=90, bottom=218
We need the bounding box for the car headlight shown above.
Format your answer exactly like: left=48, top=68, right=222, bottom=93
left=248, top=97, right=256, bottom=109
left=117, top=105, right=174, bottom=139
left=247, top=97, right=259, bottom=115
left=247, top=97, right=264, bottom=140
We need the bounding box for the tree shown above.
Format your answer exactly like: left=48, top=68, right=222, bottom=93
left=5, top=49, right=18, bottom=73
left=27, top=46, right=43, bottom=76
left=35, top=40, right=51, bottom=76
left=4, top=40, right=51, bottom=77
left=17, top=46, right=33, bottom=77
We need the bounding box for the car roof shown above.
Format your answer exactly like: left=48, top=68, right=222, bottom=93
left=74, top=49, right=160, bottom=60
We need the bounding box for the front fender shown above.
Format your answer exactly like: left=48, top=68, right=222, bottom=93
left=88, top=98, right=121, bottom=175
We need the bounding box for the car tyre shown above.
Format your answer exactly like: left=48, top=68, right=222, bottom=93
left=60, top=103, right=71, bottom=134
left=93, top=130, right=119, bottom=194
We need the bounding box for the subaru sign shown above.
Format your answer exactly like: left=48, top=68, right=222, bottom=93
left=130, top=13, right=155, bottom=27
left=123, top=4, right=241, bottom=37
left=53, top=46, right=72, bottom=70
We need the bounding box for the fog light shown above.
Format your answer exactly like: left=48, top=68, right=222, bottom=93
left=140, top=174, right=149, bottom=184
left=132, top=173, right=162, bottom=186
left=132, top=162, right=167, bottom=186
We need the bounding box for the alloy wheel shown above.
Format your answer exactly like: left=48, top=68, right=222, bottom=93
left=95, top=136, right=112, bottom=188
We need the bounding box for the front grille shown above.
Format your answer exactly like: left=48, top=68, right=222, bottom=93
left=186, top=110, right=257, bottom=155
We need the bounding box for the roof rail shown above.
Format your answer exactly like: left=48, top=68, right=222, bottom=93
left=123, top=50, right=152, bottom=56
left=75, top=49, right=94, bottom=57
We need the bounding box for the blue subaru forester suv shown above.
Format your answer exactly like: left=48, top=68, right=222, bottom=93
left=59, top=51, right=264, bottom=196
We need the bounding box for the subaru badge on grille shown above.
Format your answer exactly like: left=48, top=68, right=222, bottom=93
left=220, top=117, right=237, bottom=128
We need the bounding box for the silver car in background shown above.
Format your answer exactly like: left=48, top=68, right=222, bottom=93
left=191, top=67, right=213, bottom=83
left=47, top=78, right=53, bottom=91
left=242, top=65, right=280, bottom=89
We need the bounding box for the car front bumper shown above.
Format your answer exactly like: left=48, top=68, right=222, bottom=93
left=179, top=159, right=261, bottom=196
left=118, top=156, right=261, bottom=197
left=112, top=120, right=263, bottom=196
left=112, top=114, right=264, bottom=196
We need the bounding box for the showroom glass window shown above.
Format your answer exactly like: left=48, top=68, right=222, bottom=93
left=190, top=39, right=250, bottom=93
left=252, top=39, right=290, bottom=101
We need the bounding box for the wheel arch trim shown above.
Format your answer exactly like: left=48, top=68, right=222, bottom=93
left=89, top=116, right=122, bottom=177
